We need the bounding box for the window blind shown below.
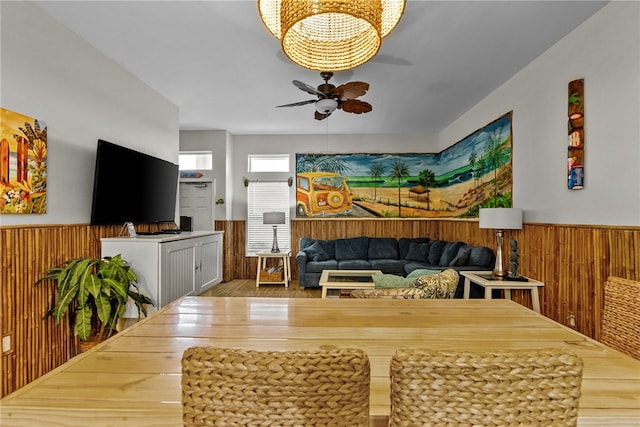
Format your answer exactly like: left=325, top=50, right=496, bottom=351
left=246, top=181, right=290, bottom=256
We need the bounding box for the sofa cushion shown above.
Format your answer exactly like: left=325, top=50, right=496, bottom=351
left=405, top=242, right=431, bottom=262
left=398, top=238, right=430, bottom=259
left=303, top=241, right=330, bottom=262
left=335, top=237, right=369, bottom=260
left=427, top=240, right=447, bottom=265
left=368, top=238, right=399, bottom=259
left=373, top=274, right=416, bottom=289
left=439, top=241, right=465, bottom=267
left=338, top=259, right=372, bottom=270
left=369, top=259, right=405, bottom=275
left=449, top=245, right=472, bottom=267
left=469, top=246, right=494, bottom=267
left=305, top=260, right=338, bottom=273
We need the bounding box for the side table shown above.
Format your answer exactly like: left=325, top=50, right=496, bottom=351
left=460, top=271, right=545, bottom=313
left=256, top=251, right=291, bottom=288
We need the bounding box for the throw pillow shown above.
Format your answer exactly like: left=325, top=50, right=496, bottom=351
left=439, top=241, right=465, bottom=267
left=427, top=240, right=447, bottom=265
left=373, top=274, right=416, bottom=288
left=304, top=241, right=330, bottom=262
left=406, top=269, right=440, bottom=279
left=413, top=268, right=459, bottom=298
left=404, top=242, right=430, bottom=262
left=449, top=245, right=472, bottom=267
left=469, top=246, right=494, bottom=267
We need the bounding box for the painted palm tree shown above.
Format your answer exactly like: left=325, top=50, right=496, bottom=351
left=477, top=157, right=488, bottom=185
left=296, top=154, right=348, bottom=175
left=468, top=151, right=478, bottom=192
left=484, top=130, right=505, bottom=204
left=389, top=160, right=409, bottom=217
left=368, top=162, right=385, bottom=201
left=417, top=169, right=435, bottom=210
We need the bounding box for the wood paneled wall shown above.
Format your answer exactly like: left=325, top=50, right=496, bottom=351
left=0, top=222, right=170, bottom=398
left=220, top=218, right=639, bottom=339
left=1, top=219, right=638, bottom=397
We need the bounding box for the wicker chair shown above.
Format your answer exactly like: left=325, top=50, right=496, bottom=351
left=181, top=347, right=370, bottom=426
left=389, top=348, right=583, bottom=426
left=602, top=276, right=640, bottom=359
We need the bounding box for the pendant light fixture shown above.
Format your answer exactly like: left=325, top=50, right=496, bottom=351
left=258, top=0, right=406, bottom=71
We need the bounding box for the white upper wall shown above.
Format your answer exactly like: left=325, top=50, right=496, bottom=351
left=0, top=1, right=179, bottom=226
left=4, top=1, right=634, bottom=227
left=439, top=1, right=640, bottom=226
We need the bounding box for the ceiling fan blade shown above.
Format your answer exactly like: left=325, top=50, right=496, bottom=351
left=315, top=111, right=331, bottom=120
left=293, top=80, right=324, bottom=97
left=276, top=99, right=317, bottom=108
left=339, top=99, right=372, bottom=114
left=335, top=81, right=369, bottom=100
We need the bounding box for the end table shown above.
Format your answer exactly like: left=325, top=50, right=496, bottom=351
left=256, top=251, right=291, bottom=288
left=460, top=271, right=545, bottom=313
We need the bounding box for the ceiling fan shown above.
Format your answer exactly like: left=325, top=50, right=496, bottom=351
left=277, top=72, right=372, bottom=120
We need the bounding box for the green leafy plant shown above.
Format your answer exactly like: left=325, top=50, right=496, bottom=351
left=38, top=254, right=153, bottom=341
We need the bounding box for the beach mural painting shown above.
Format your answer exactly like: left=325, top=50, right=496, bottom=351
left=295, top=111, right=513, bottom=218
left=0, top=107, right=48, bottom=214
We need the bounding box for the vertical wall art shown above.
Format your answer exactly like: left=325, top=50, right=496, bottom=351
left=295, top=111, right=513, bottom=218
left=0, top=107, right=48, bottom=214
left=568, top=79, right=584, bottom=190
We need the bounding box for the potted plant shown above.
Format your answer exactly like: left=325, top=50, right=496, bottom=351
left=38, top=254, right=153, bottom=344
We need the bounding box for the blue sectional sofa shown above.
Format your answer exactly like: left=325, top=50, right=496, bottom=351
left=296, top=236, right=495, bottom=298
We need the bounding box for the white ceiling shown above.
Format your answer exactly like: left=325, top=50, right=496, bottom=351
left=35, top=0, right=607, bottom=135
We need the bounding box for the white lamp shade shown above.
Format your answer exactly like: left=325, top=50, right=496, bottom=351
left=263, top=211, right=286, bottom=225
left=479, top=208, right=523, bottom=230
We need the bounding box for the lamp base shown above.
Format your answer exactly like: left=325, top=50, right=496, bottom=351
left=492, top=229, right=507, bottom=277
left=492, top=268, right=509, bottom=278
left=271, top=225, right=280, bottom=253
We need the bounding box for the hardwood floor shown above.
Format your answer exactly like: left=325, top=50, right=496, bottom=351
left=198, top=280, right=321, bottom=298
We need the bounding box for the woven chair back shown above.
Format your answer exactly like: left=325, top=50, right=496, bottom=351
left=390, top=348, right=583, bottom=426
left=602, top=276, right=640, bottom=359
left=181, top=347, right=370, bottom=426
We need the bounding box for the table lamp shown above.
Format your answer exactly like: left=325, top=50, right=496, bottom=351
left=263, top=211, right=286, bottom=253
left=479, top=208, right=523, bottom=277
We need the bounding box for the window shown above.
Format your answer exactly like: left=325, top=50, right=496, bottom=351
left=246, top=181, right=290, bottom=256
left=248, top=154, right=290, bottom=173
left=179, top=151, right=212, bottom=170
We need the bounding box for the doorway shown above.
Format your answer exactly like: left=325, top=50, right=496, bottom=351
left=179, top=180, right=215, bottom=231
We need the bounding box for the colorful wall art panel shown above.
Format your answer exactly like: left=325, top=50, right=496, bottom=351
left=296, top=111, right=513, bottom=218
left=568, top=79, right=584, bottom=190
left=0, top=107, right=48, bottom=214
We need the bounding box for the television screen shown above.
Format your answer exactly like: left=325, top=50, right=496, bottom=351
left=90, top=139, right=178, bottom=225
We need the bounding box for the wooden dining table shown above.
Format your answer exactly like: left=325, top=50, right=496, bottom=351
left=1, top=296, right=639, bottom=426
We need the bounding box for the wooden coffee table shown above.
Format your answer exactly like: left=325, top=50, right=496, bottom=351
left=319, top=269, right=383, bottom=298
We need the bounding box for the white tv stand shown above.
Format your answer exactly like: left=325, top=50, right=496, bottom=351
left=101, top=230, right=223, bottom=318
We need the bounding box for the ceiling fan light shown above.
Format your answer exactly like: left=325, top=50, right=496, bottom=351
left=315, top=98, right=338, bottom=114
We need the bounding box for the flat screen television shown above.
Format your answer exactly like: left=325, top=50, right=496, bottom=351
left=90, top=139, right=179, bottom=226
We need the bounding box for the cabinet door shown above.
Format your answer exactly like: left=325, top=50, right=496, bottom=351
left=196, top=234, right=223, bottom=293
left=160, top=239, right=197, bottom=307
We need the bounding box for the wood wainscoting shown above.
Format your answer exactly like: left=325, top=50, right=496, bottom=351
left=1, top=219, right=638, bottom=397
left=217, top=219, right=639, bottom=341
